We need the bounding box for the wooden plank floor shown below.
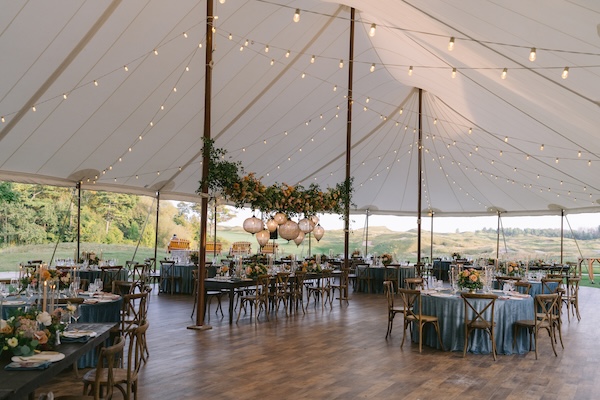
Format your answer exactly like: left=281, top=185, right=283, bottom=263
left=38, top=286, right=600, bottom=399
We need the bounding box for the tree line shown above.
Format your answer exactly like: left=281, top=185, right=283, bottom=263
left=478, top=226, right=600, bottom=240
left=0, top=182, right=235, bottom=251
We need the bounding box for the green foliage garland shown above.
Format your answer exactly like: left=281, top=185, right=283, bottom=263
left=198, top=138, right=353, bottom=216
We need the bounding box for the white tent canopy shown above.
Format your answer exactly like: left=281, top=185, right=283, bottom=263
left=1, top=0, right=599, bottom=218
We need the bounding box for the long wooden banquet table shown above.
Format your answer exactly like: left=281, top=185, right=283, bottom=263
left=414, top=289, right=534, bottom=355
left=1, top=294, right=122, bottom=368
left=205, top=271, right=327, bottom=324
left=0, top=322, right=115, bottom=400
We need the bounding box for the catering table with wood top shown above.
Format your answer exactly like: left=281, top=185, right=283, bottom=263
left=1, top=295, right=122, bottom=368
left=414, top=290, right=534, bottom=355
left=0, top=322, right=115, bottom=400
left=205, top=272, right=325, bottom=324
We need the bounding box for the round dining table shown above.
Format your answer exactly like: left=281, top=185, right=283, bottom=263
left=413, top=289, right=534, bottom=355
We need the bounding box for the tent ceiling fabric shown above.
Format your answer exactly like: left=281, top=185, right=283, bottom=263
left=1, top=0, right=600, bottom=217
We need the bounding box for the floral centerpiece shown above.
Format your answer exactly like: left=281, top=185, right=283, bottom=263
left=302, top=259, right=321, bottom=273
left=0, top=307, right=65, bottom=357
left=458, top=268, right=483, bottom=292
left=351, top=250, right=361, bottom=258
left=245, top=263, right=268, bottom=279
left=381, top=253, right=393, bottom=266
left=19, top=267, right=71, bottom=293
left=452, top=252, right=462, bottom=260
left=504, top=262, right=521, bottom=277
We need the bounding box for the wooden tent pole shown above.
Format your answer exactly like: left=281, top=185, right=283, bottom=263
left=343, top=8, right=355, bottom=271
left=417, top=89, right=423, bottom=275
left=76, top=182, right=81, bottom=263
left=364, top=209, right=369, bottom=257
left=189, top=0, right=214, bottom=331
left=561, top=209, right=564, bottom=264
left=154, top=192, right=159, bottom=269
left=430, top=211, right=434, bottom=263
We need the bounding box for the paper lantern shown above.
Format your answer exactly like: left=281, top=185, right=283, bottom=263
left=279, top=220, right=300, bottom=241
left=298, top=218, right=315, bottom=233
left=256, top=229, right=270, bottom=247
left=313, top=224, right=325, bottom=241
left=266, top=218, right=278, bottom=233
left=243, top=215, right=263, bottom=234
left=293, top=230, right=305, bottom=246
left=310, top=215, right=319, bottom=225
left=273, top=212, right=287, bottom=225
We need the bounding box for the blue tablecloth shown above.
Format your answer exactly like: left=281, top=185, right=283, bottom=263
left=356, top=265, right=416, bottom=293
left=414, top=292, right=534, bottom=355
left=493, top=280, right=557, bottom=296
left=79, top=269, right=129, bottom=288
left=159, top=264, right=196, bottom=294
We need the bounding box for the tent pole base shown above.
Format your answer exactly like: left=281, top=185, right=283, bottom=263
left=187, top=324, right=212, bottom=331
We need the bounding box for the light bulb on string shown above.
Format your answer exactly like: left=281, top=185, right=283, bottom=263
left=451, top=67, right=457, bottom=78
left=448, top=37, right=455, bottom=51
left=370, top=63, right=375, bottom=72
left=311, top=55, right=315, bottom=63
left=369, top=23, right=376, bottom=37
left=529, top=48, right=536, bottom=61
left=94, top=80, right=98, bottom=86
left=293, top=9, right=300, bottom=23
left=501, top=68, right=507, bottom=79
left=286, top=50, right=290, bottom=58
left=562, top=67, right=569, bottom=79
left=408, top=66, right=413, bottom=76
left=339, top=60, right=344, bottom=68
left=265, top=45, right=269, bottom=53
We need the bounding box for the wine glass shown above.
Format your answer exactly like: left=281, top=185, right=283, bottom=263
left=71, top=304, right=80, bottom=324
left=26, top=284, right=35, bottom=306
left=94, top=278, right=103, bottom=293
left=0, top=283, right=8, bottom=318
left=10, top=277, right=21, bottom=297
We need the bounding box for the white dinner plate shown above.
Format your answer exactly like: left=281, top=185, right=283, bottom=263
left=3, top=300, right=26, bottom=305
left=430, top=293, right=454, bottom=297
left=12, top=351, right=65, bottom=363
left=62, top=330, right=97, bottom=338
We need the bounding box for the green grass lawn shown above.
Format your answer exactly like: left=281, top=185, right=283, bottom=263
left=2, top=227, right=599, bottom=289
left=0, top=243, right=156, bottom=273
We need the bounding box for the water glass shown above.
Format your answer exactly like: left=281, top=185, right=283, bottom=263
left=94, top=278, right=103, bottom=292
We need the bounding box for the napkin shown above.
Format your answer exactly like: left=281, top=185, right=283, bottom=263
left=60, top=335, right=91, bottom=343
left=508, top=291, right=530, bottom=298
left=92, top=293, right=120, bottom=300
left=5, top=360, right=51, bottom=371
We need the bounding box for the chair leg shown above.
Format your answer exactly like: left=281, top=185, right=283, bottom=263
left=400, top=319, right=408, bottom=349
left=434, top=321, right=444, bottom=352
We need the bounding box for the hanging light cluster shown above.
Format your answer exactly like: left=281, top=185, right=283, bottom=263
left=247, top=213, right=325, bottom=248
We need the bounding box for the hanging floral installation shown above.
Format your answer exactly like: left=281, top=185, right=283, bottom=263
left=198, top=138, right=353, bottom=217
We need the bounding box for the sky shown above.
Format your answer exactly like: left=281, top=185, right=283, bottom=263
left=221, top=207, right=600, bottom=233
